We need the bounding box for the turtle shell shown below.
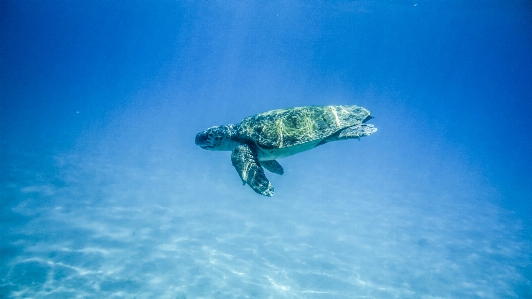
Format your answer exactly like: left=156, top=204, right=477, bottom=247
left=237, top=105, right=371, bottom=150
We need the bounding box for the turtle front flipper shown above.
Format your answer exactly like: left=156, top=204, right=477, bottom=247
left=231, top=144, right=274, bottom=196
left=260, top=160, right=284, bottom=175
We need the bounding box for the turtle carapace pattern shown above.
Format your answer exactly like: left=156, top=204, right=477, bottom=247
left=195, top=105, right=377, bottom=196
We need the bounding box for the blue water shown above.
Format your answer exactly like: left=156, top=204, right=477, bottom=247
left=1, top=1, right=531, bottom=298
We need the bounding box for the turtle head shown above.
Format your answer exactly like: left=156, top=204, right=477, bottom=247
left=195, top=125, right=239, bottom=151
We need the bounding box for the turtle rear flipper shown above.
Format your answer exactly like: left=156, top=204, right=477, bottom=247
left=338, top=124, right=377, bottom=139
left=261, top=160, right=284, bottom=175
left=318, top=124, right=377, bottom=146
left=231, top=144, right=274, bottom=196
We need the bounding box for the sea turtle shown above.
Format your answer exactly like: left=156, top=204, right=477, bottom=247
left=195, top=105, right=377, bottom=196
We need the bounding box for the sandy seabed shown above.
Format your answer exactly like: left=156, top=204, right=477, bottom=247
left=1, top=153, right=530, bottom=299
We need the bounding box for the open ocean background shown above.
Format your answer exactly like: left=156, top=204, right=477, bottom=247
left=1, top=1, right=531, bottom=298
